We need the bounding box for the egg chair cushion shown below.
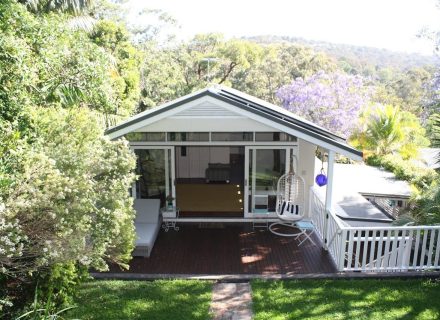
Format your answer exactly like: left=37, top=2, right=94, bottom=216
left=280, top=201, right=300, bottom=216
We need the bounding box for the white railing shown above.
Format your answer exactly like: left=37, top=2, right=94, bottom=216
left=310, top=187, right=440, bottom=272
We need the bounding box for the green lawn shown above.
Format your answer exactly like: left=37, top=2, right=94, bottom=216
left=68, top=280, right=212, bottom=320
left=252, top=279, right=440, bottom=320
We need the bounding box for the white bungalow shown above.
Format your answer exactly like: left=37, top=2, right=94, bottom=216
left=107, top=86, right=440, bottom=273
left=107, top=86, right=361, bottom=219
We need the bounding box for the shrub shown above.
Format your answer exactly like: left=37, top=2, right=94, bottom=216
left=410, top=181, right=440, bottom=225
left=1, top=108, right=136, bottom=316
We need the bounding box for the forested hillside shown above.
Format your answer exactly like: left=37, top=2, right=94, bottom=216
left=245, top=35, right=437, bottom=70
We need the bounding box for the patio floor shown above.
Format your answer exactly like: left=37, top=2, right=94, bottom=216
left=109, top=223, right=337, bottom=275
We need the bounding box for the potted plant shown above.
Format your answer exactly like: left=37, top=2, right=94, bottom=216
left=166, top=194, right=174, bottom=209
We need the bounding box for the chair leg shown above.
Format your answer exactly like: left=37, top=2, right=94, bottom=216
left=297, top=230, right=317, bottom=246
left=294, top=231, right=304, bottom=241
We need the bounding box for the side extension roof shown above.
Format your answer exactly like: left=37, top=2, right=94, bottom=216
left=106, top=85, right=362, bottom=159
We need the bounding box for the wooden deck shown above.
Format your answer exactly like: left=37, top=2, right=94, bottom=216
left=109, top=223, right=337, bottom=275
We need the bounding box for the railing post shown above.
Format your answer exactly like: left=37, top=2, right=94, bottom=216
left=323, top=150, right=335, bottom=249
left=309, top=187, right=313, bottom=223
left=338, top=229, right=347, bottom=271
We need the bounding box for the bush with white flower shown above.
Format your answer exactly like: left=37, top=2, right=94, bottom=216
left=0, top=107, right=136, bottom=314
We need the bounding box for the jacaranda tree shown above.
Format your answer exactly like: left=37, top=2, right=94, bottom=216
left=276, top=71, right=372, bottom=137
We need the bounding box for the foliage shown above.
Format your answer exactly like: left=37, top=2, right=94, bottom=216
left=68, top=280, right=213, bottom=320
left=410, top=181, right=440, bottom=225
left=351, top=105, right=430, bottom=159
left=0, top=107, right=136, bottom=315
left=0, top=0, right=140, bottom=120
left=366, top=154, right=437, bottom=192
left=19, top=0, right=92, bottom=14
left=277, top=71, right=372, bottom=137
left=38, top=262, right=89, bottom=307
left=89, top=20, right=142, bottom=117
left=232, top=44, right=336, bottom=104
left=139, top=38, right=337, bottom=108
left=385, top=68, right=432, bottom=116
left=139, top=42, right=187, bottom=108
left=245, top=35, right=437, bottom=70
left=428, top=113, right=440, bottom=148
left=139, top=33, right=263, bottom=109
left=246, top=35, right=435, bottom=117
left=252, top=279, right=440, bottom=320
left=15, top=284, right=76, bottom=320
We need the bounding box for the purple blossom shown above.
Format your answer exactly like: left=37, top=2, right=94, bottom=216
left=277, top=71, right=372, bottom=137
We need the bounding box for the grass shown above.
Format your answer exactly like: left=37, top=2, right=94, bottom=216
left=252, top=279, right=440, bottom=320
left=68, top=280, right=212, bottom=320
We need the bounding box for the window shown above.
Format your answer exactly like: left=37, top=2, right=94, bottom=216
left=124, top=132, right=165, bottom=142
left=255, top=132, right=297, bottom=142
left=167, top=132, right=209, bottom=141
left=211, top=132, right=253, bottom=141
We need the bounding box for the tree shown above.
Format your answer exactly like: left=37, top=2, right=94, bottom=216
left=350, top=104, right=429, bottom=159
left=232, top=44, right=336, bottom=104
left=138, top=33, right=262, bottom=109
left=0, top=0, right=141, bottom=122
left=373, top=67, right=433, bottom=117
left=0, top=1, right=139, bottom=314
left=276, top=71, right=372, bottom=137
left=89, top=20, right=142, bottom=117
left=19, top=0, right=93, bottom=14
left=430, top=113, right=440, bottom=147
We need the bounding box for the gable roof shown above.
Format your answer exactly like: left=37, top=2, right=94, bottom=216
left=106, top=85, right=363, bottom=159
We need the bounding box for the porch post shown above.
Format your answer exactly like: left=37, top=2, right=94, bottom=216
left=323, top=150, right=335, bottom=248
left=325, top=150, right=335, bottom=212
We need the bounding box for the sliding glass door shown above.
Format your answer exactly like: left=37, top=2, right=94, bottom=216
left=132, top=147, right=175, bottom=210
left=244, top=147, right=293, bottom=217
left=174, top=146, right=245, bottom=217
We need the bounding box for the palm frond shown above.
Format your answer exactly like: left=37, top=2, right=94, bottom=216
left=20, top=0, right=93, bottom=15
left=67, top=15, right=97, bottom=32
left=92, top=112, right=126, bottom=130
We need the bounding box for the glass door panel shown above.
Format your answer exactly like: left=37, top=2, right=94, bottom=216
left=246, top=148, right=288, bottom=215
left=133, top=148, right=174, bottom=208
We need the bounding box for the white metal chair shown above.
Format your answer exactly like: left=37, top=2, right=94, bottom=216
left=269, top=171, right=306, bottom=237
left=295, top=221, right=317, bottom=246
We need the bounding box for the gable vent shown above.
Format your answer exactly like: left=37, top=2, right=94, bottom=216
left=172, top=102, right=241, bottom=118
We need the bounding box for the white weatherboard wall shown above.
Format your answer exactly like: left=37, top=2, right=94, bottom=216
left=134, top=101, right=276, bottom=132
left=298, top=139, right=316, bottom=217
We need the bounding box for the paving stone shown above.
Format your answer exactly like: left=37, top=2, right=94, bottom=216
left=210, top=283, right=253, bottom=320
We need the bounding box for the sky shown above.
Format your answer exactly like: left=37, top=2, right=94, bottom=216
left=127, top=0, right=440, bottom=55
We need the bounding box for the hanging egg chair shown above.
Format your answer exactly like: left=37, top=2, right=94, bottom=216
left=269, top=170, right=306, bottom=237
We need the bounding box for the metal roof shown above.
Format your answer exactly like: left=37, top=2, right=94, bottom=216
left=106, top=86, right=362, bottom=158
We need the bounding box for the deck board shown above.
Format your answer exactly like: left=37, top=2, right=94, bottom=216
left=109, top=224, right=337, bottom=275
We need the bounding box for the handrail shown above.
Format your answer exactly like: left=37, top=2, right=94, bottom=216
left=310, top=186, right=347, bottom=230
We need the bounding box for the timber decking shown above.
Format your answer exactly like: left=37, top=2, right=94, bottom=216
left=108, top=224, right=336, bottom=275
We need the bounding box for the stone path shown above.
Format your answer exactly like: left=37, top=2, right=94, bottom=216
left=210, top=282, right=253, bottom=320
